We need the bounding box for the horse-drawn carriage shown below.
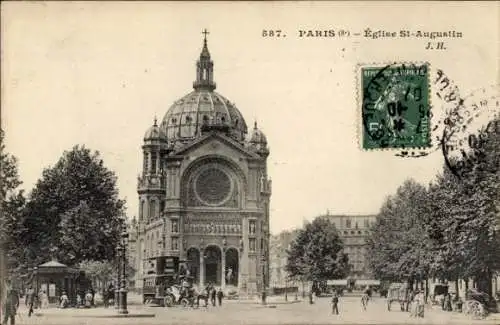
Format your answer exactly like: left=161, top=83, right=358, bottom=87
left=386, top=283, right=411, bottom=311
left=163, top=280, right=211, bottom=308
left=463, top=289, right=498, bottom=319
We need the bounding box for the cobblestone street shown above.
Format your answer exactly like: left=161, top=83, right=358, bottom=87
left=11, top=295, right=500, bottom=325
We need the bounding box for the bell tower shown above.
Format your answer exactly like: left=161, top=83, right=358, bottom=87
left=138, top=118, right=168, bottom=258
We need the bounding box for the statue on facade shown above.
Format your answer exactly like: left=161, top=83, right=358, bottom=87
left=250, top=222, right=256, bottom=234
left=226, top=267, right=233, bottom=284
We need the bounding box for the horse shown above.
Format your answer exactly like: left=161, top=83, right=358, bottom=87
left=361, top=293, right=370, bottom=311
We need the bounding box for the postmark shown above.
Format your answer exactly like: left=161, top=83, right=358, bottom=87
left=360, top=62, right=430, bottom=150
left=440, top=84, right=499, bottom=177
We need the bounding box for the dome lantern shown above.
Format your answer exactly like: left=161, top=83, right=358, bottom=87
left=193, top=29, right=216, bottom=92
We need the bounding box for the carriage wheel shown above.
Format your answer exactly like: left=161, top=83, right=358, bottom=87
left=164, top=295, right=174, bottom=307
left=181, top=298, right=190, bottom=308
left=468, top=300, right=485, bottom=320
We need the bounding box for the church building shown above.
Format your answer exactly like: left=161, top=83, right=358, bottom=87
left=133, top=32, right=271, bottom=296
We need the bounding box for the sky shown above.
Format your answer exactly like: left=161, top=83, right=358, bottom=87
left=2, top=2, right=498, bottom=234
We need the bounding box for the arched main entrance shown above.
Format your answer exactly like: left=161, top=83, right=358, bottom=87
left=204, top=245, right=221, bottom=285
left=186, top=248, right=200, bottom=284
left=225, top=248, right=239, bottom=286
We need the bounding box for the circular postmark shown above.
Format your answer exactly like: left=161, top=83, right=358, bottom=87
left=362, top=62, right=431, bottom=150
left=441, top=85, right=499, bottom=177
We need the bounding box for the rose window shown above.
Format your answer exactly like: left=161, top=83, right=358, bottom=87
left=194, top=168, right=232, bottom=205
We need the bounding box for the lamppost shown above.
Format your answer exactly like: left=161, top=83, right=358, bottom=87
left=118, top=230, right=129, bottom=314
left=115, top=244, right=122, bottom=309
left=33, top=267, right=39, bottom=306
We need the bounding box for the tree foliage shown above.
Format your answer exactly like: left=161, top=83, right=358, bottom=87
left=0, top=129, right=26, bottom=273
left=22, top=145, right=126, bottom=267
left=366, top=179, right=431, bottom=283
left=285, top=216, right=349, bottom=284
left=367, top=118, right=500, bottom=295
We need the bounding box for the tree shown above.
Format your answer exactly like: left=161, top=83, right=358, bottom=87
left=0, top=129, right=26, bottom=274
left=434, top=119, right=500, bottom=295
left=285, top=217, right=349, bottom=290
left=78, top=260, right=115, bottom=291
left=22, top=145, right=126, bottom=267
left=366, top=179, right=432, bottom=285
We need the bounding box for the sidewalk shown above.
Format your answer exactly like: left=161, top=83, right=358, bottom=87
left=227, top=295, right=303, bottom=305
left=17, top=305, right=155, bottom=319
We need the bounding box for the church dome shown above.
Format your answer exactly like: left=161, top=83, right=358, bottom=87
left=160, top=33, right=248, bottom=143
left=144, top=118, right=167, bottom=142
left=161, top=90, right=248, bottom=142
left=249, top=122, right=267, bottom=145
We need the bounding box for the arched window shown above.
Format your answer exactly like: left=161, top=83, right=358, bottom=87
left=139, top=200, right=145, bottom=220
left=150, top=200, right=157, bottom=220
left=160, top=201, right=165, bottom=215
left=142, top=201, right=148, bottom=221
left=151, top=232, right=155, bottom=256
left=143, top=153, right=148, bottom=173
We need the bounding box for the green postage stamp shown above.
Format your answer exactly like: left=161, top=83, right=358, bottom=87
left=360, top=63, right=431, bottom=149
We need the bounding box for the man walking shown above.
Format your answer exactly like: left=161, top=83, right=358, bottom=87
left=331, top=291, right=339, bottom=315
left=210, top=285, right=216, bottom=307
left=217, top=288, right=224, bottom=306
left=2, top=285, right=19, bottom=325
left=25, top=286, right=35, bottom=317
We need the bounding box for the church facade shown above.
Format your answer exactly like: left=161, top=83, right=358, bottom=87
left=132, top=33, right=271, bottom=296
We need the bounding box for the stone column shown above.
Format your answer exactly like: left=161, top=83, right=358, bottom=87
left=147, top=152, right=152, bottom=174
left=221, top=249, right=226, bottom=288
left=156, top=152, right=160, bottom=174
left=199, top=253, right=205, bottom=288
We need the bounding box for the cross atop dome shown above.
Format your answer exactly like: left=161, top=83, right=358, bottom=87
left=202, top=28, right=209, bottom=41
left=200, top=28, right=211, bottom=59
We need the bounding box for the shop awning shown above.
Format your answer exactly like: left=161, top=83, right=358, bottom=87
left=356, top=279, right=380, bottom=286
left=327, top=280, right=348, bottom=285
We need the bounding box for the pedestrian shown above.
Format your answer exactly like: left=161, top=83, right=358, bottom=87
left=414, top=290, right=425, bottom=318
left=217, top=288, right=224, bottom=306
left=331, top=291, right=339, bottom=315
left=59, top=291, right=69, bottom=309
left=25, top=286, right=35, bottom=317
left=2, top=285, right=19, bottom=325
left=39, top=290, right=48, bottom=309
left=210, top=286, right=216, bottom=307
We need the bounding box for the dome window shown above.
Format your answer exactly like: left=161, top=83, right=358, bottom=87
left=203, top=115, right=209, bottom=123
left=186, top=116, right=192, bottom=123
left=221, top=116, right=226, bottom=123
left=172, top=118, right=177, bottom=124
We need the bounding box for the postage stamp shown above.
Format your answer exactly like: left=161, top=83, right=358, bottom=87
left=360, top=63, right=431, bottom=149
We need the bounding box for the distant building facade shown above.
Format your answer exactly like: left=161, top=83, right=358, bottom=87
left=269, top=214, right=376, bottom=287
left=325, top=214, right=376, bottom=279
left=269, top=230, right=299, bottom=288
